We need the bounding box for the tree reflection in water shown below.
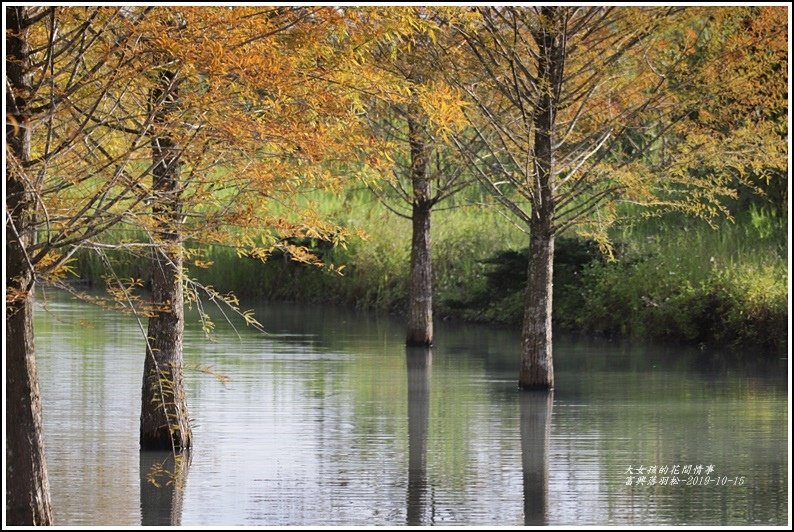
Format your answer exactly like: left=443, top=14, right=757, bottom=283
left=140, top=450, right=191, bottom=526
left=521, top=391, right=553, bottom=526
left=406, top=347, right=432, bottom=525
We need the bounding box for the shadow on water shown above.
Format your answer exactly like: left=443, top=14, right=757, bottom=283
left=406, top=347, right=432, bottom=526
left=140, top=450, right=191, bottom=526
left=520, top=390, right=553, bottom=526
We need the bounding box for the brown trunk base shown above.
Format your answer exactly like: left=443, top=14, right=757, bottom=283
left=140, top=427, right=189, bottom=452
left=518, top=381, right=554, bottom=391
left=405, top=335, right=433, bottom=348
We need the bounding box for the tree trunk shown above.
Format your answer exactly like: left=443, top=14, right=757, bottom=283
left=520, top=391, right=553, bottom=525
left=520, top=225, right=555, bottom=389
left=406, top=347, right=431, bottom=525
left=140, top=68, right=192, bottom=451
left=407, top=202, right=433, bottom=346
left=520, top=6, right=564, bottom=390
left=5, top=290, right=52, bottom=526
left=140, top=450, right=190, bottom=526
left=5, top=6, right=54, bottom=525
left=406, top=113, right=433, bottom=347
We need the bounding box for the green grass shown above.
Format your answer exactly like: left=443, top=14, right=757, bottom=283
left=67, top=191, right=788, bottom=355
left=190, top=190, right=527, bottom=312
left=573, top=211, right=787, bottom=353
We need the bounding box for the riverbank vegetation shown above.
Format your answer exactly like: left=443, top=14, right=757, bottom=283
left=72, top=190, right=787, bottom=355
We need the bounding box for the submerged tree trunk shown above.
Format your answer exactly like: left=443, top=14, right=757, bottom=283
left=5, top=6, right=54, bottom=525
left=520, top=391, right=553, bottom=525
left=520, top=6, right=564, bottom=390
left=406, top=347, right=431, bottom=525
left=140, top=68, right=192, bottom=451
left=406, top=114, right=434, bottom=347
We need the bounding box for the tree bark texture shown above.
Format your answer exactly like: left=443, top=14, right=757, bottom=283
left=406, top=114, right=434, bottom=347
left=406, top=347, right=431, bottom=525
left=140, top=69, right=192, bottom=451
left=520, top=7, right=565, bottom=390
left=520, top=391, right=553, bottom=526
left=5, top=6, right=54, bottom=525
left=520, top=226, right=555, bottom=390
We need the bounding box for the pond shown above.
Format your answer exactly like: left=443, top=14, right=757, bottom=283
left=33, top=288, right=787, bottom=526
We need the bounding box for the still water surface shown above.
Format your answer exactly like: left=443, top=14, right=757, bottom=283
left=34, top=289, right=787, bottom=526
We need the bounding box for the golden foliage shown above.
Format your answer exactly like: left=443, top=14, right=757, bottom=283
left=446, top=6, right=787, bottom=242
left=9, top=6, right=786, bottom=295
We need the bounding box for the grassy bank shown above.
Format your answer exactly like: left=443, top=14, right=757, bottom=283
left=189, top=192, right=528, bottom=312
left=70, top=192, right=788, bottom=355
left=450, top=212, right=787, bottom=354
left=572, top=213, right=787, bottom=353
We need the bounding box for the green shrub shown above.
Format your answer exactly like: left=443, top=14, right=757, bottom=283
left=575, top=223, right=787, bottom=355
